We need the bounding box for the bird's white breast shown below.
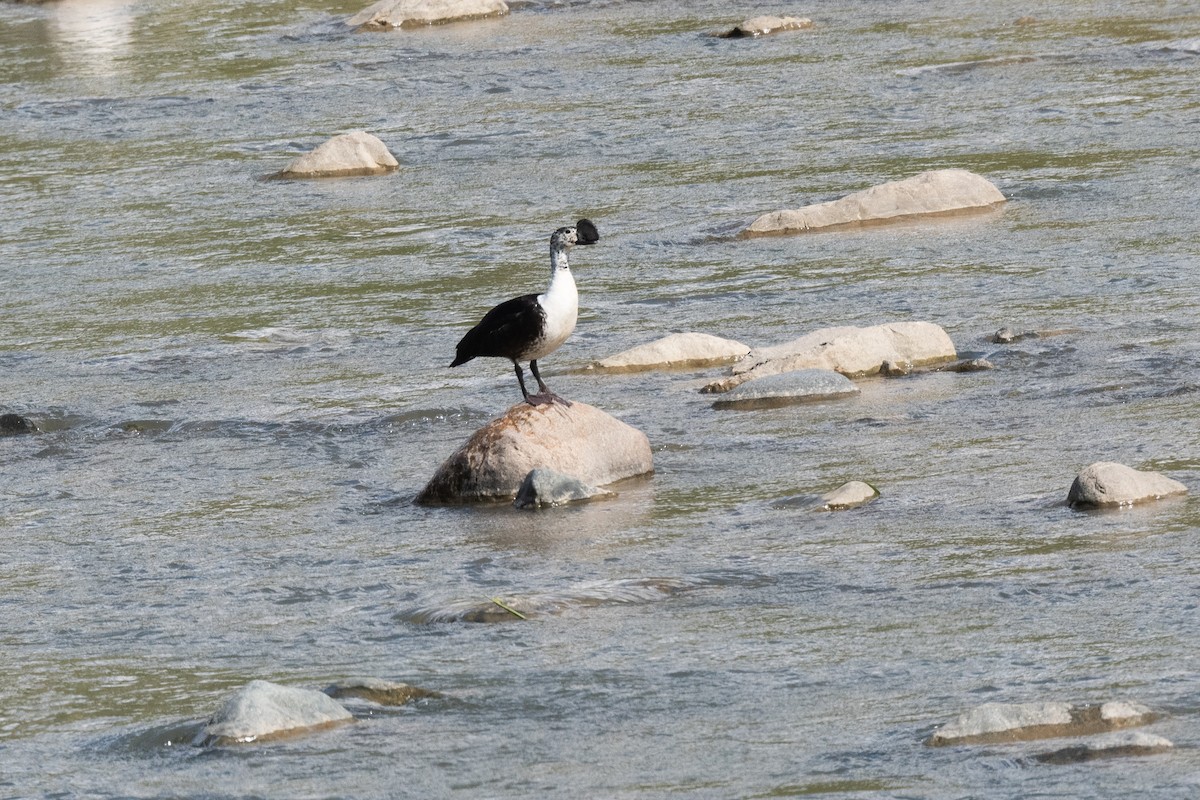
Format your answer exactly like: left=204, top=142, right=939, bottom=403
left=530, top=267, right=578, bottom=360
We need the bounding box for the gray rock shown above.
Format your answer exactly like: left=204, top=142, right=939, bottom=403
left=1034, top=731, right=1174, bottom=764
left=819, top=481, right=878, bottom=510
left=276, top=131, right=398, bottom=179
left=194, top=680, right=354, bottom=746
left=711, top=368, right=858, bottom=410
left=415, top=400, right=652, bottom=504
left=1067, top=462, right=1188, bottom=508
left=719, top=15, right=814, bottom=38
left=0, top=413, right=38, bottom=435
left=927, top=701, right=1156, bottom=746
left=589, top=332, right=750, bottom=373
left=349, top=0, right=509, bottom=30
left=940, top=357, right=995, bottom=373
left=324, top=677, right=439, bottom=706
left=513, top=467, right=614, bottom=509
left=743, top=169, right=1005, bottom=237
left=702, top=321, right=956, bottom=394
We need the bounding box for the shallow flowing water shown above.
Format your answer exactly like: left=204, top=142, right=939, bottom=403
left=1, top=0, right=1199, bottom=796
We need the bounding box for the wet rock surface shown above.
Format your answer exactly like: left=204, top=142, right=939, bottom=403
left=1067, top=462, right=1188, bottom=508
left=710, top=368, right=858, bottom=409
left=719, top=15, right=813, bottom=38
left=415, top=401, right=652, bottom=504
left=513, top=467, right=614, bottom=509
left=589, top=332, right=749, bottom=372
left=349, top=0, right=509, bottom=30
left=275, top=131, right=398, bottom=178
left=324, top=677, right=440, bottom=706
left=819, top=481, right=879, bottom=510
left=926, top=701, right=1156, bottom=746
left=1033, top=731, right=1173, bottom=764
left=194, top=680, right=354, bottom=746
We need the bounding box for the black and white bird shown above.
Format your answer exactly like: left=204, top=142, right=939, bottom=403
left=450, top=219, right=599, bottom=406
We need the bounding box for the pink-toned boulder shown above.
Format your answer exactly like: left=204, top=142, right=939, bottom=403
left=415, top=401, right=652, bottom=504
left=702, top=321, right=956, bottom=394
left=349, top=0, right=509, bottom=30
left=276, top=131, right=398, bottom=178
left=1067, top=462, right=1188, bottom=508
left=743, top=169, right=1005, bottom=236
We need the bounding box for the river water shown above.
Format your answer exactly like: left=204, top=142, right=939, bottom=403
left=2, top=0, right=1199, bottom=796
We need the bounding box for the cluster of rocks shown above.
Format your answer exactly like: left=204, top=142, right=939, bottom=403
left=927, top=700, right=1171, bottom=764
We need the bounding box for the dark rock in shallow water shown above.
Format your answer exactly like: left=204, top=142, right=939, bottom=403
left=513, top=468, right=614, bottom=509
left=1033, top=731, right=1173, bottom=764
left=324, top=677, right=439, bottom=706
left=718, top=15, right=814, bottom=38
left=0, top=413, right=38, bottom=435
left=415, top=401, right=652, bottom=504
left=711, top=368, right=859, bottom=410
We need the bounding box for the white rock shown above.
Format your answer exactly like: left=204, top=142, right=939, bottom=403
left=1035, top=731, right=1174, bottom=764
left=819, top=480, right=878, bottom=510
left=1067, top=462, right=1188, bottom=508
left=711, top=368, right=858, bottom=409
left=744, top=169, right=1005, bottom=236
left=278, top=131, right=398, bottom=178
left=927, top=700, right=1157, bottom=746
left=194, top=680, right=353, bottom=746
left=415, top=401, right=652, bottom=503
left=349, top=0, right=509, bottom=30
left=721, top=15, right=814, bottom=38
left=702, top=321, right=956, bottom=393
left=589, top=332, right=750, bottom=372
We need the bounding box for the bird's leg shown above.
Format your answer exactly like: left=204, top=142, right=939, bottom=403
left=512, top=361, right=531, bottom=401
left=527, top=360, right=571, bottom=407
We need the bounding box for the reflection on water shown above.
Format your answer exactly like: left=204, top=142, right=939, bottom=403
left=49, top=0, right=134, bottom=77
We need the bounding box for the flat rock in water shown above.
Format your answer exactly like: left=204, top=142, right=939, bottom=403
left=927, top=701, right=1156, bottom=746
left=1034, top=731, right=1174, bottom=764
left=324, top=677, right=439, bottom=706
left=702, top=321, right=956, bottom=394
left=514, top=467, right=614, bottom=509
left=415, top=400, right=652, bottom=504
left=194, top=680, right=354, bottom=746
left=819, top=480, right=878, bottom=510
left=349, top=0, right=509, bottom=29
left=743, top=169, right=1005, bottom=236
left=720, top=15, right=814, bottom=38
left=276, top=131, right=398, bottom=178
left=589, top=332, right=750, bottom=372
left=711, top=368, right=858, bottom=409
left=1067, top=462, right=1188, bottom=508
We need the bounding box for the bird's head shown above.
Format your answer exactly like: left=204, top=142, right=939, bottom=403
left=551, top=218, right=600, bottom=250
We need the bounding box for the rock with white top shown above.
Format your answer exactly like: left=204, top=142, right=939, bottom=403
left=349, top=0, right=509, bottom=30
left=819, top=481, right=878, bottom=510
left=711, top=368, right=858, bottom=409
left=276, top=131, right=398, bottom=179
left=1067, top=462, right=1188, bottom=508
left=194, top=680, right=354, bottom=746
left=926, top=701, right=1156, bottom=746
left=415, top=401, right=652, bottom=504
left=589, top=332, right=750, bottom=372
left=720, top=15, right=814, bottom=38
left=702, top=321, right=956, bottom=394
left=743, top=169, right=1005, bottom=236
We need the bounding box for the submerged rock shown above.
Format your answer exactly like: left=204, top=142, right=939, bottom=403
left=702, top=321, right=956, bottom=394
left=275, top=131, right=398, bottom=179
left=939, top=357, right=994, bottom=373
left=349, top=0, right=509, bottom=30
left=926, top=701, right=1156, bottom=746
left=1034, top=731, right=1173, bottom=764
left=819, top=481, right=878, bottom=510
left=415, top=401, right=652, bottom=504
left=711, top=368, right=858, bottom=409
left=719, top=15, right=813, bottom=38
left=0, top=413, right=38, bottom=435
left=324, top=677, right=439, bottom=706
left=589, top=332, right=750, bottom=372
left=743, top=169, right=1005, bottom=236
left=513, top=467, right=614, bottom=509
left=194, top=680, right=354, bottom=746
left=1067, top=462, right=1188, bottom=508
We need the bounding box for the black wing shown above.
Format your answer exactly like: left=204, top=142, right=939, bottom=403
left=450, top=294, right=545, bottom=366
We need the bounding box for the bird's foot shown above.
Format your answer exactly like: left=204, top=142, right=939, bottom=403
left=527, top=392, right=572, bottom=407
